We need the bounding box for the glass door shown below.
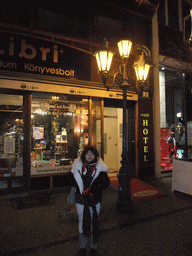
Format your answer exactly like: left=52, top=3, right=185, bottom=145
left=0, top=94, right=24, bottom=194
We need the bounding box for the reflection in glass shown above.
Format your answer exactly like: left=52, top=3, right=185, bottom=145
left=0, top=94, right=24, bottom=191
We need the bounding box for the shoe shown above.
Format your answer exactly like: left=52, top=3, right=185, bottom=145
left=78, top=248, right=86, bottom=256
left=89, top=248, right=97, bottom=255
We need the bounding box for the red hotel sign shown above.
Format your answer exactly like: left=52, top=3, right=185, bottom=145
left=138, top=98, right=154, bottom=177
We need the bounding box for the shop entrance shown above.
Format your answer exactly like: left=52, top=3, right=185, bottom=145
left=103, top=107, right=122, bottom=172
left=103, top=99, right=136, bottom=175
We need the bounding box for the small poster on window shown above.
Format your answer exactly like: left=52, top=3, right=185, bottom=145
left=4, top=136, right=15, bottom=154
left=33, top=127, right=44, bottom=139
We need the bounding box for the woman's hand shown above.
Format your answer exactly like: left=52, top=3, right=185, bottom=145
left=82, top=188, right=93, bottom=197
left=82, top=188, right=90, bottom=195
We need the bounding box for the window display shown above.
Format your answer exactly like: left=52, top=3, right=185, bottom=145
left=31, top=93, right=89, bottom=175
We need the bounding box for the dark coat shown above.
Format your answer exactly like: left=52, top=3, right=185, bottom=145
left=68, top=157, right=110, bottom=205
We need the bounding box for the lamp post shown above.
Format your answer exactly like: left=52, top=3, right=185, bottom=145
left=94, top=39, right=154, bottom=213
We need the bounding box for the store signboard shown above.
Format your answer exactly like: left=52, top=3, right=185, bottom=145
left=0, top=31, right=91, bottom=81
left=138, top=97, right=154, bottom=177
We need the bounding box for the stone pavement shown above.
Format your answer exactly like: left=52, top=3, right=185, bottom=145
left=1, top=173, right=192, bottom=255
left=18, top=208, right=192, bottom=256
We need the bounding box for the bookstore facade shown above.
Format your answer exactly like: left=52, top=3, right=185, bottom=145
left=0, top=31, right=154, bottom=194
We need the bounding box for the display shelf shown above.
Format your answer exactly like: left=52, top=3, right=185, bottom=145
left=0, top=156, right=16, bottom=176
left=55, top=141, right=68, bottom=152
left=0, top=167, right=9, bottom=174
left=34, top=148, right=44, bottom=160
left=31, top=165, right=71, bottom=189
left=31, top=165, right=71, bottom=175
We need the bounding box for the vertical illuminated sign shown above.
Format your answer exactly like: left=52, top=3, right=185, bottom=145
left=142, top=115, right=149, bottom=162
left=138, top=98, right=154, bottom=177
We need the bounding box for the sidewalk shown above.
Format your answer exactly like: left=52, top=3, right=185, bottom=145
left=1, top=173, right=192, bottom=255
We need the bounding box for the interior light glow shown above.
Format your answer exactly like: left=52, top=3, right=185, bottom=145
left=177, top=112, right=182, bottom=118
left=34, top=109, right=48, bottom=115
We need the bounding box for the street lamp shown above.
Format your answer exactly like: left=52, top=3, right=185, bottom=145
left=94, top=39, right=154, bottom=213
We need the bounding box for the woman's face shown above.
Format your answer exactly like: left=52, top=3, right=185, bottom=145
left=85, top=150, right=95, bottom=163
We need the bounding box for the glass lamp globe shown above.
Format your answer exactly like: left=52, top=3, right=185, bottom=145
left=118, top=40, right=132, bottom=59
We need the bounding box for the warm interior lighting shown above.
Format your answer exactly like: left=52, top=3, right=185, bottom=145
left=118, top=40, right=132, bottom=58
left=177, top=112, right=182, bottom=118
left=134, top=54, right=150, bottom=82
left=52, top=96, right=59, bottom=100
left=95, top=50, right=114, bottom=73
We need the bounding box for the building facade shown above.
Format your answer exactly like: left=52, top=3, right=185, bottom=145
left=0, top=0, right=159, bottom=194
left=156, top=0, right=192, bottom=174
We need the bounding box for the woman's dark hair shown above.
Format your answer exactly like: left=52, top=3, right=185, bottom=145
left=80, top=145, right=99, bottom=163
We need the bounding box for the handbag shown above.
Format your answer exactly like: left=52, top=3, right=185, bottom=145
left=67, top=186, right=76, bottom=205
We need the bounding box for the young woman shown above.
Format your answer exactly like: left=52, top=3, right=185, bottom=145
left=69, top=145, right=110, bottom=256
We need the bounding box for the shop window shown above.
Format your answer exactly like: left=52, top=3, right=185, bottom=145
left=31, top=93, right=89, bottom=177
left=159, top=70, right=192, bottom=169
left=0, top=94, right=24, bottom=191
